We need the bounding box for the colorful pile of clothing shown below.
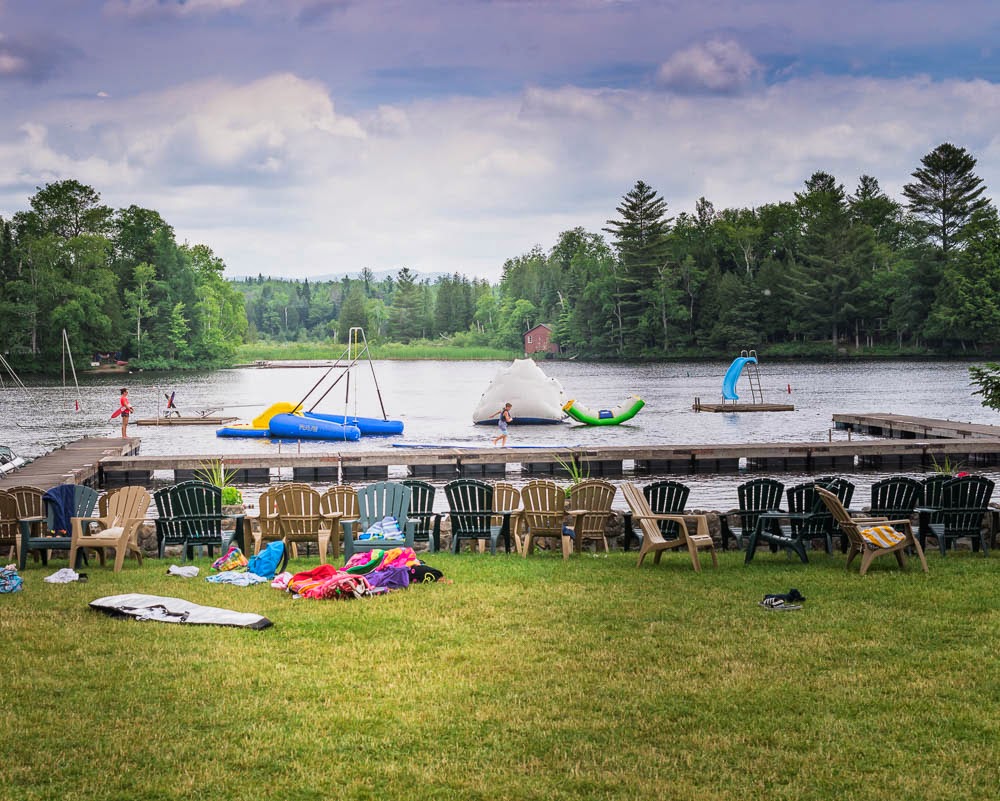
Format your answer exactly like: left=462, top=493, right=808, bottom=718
left=275, top=547, right=444, bottom=601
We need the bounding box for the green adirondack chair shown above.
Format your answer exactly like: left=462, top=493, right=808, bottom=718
left=402, top=479, right=442, bottom=553
left=923, top=475, right=995, bottom=556
left=342, top=481, right=415, bottom=560
left=155, top=480, right=243, bottom=560
left=720, top=477, right=784, bottom=551
left=15, top=484, right=99, bottom=569
left=444, top=479, right=503, bottom=554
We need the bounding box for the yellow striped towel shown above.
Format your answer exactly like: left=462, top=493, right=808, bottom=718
left=859, top=525, right=905, bottom=548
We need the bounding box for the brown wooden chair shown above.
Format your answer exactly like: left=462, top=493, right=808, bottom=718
left=520, top=479, right=572, bottom=559
left=621, top=482, right=716, bottom=572
left=492, top=482, right=523, bottom=555
left=566, top=479, right=616, bottom=554
left=69, top=486, right=151, bottom=572
left=274, top=484, right=329, bottom=564
left=816, top=486, right=928, bottom=576
left=247, top=487, right=283, bottom=556
left=320, top=485, right=359, bottom=560
left=0, top=490, right=20, bottom=562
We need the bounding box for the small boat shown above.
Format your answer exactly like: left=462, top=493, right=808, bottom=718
left=0, top=445, right=26, bottom=475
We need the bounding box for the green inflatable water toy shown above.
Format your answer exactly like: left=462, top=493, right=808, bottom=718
left=562, top=396, right=644, bottom=426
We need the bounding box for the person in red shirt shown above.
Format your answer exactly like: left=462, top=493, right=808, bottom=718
left=119, top=387, right=134, bottom=437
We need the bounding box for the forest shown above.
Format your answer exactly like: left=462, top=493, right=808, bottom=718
left=2, top=142, right=998, bottom=370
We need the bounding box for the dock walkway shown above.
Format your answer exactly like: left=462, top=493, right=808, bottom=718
left=0, top=437, right=138, bottom=490
left=8, top=415, right=1000, bottom=490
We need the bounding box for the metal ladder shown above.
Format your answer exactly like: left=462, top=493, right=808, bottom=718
left=742, top=349, right=764, bottom=404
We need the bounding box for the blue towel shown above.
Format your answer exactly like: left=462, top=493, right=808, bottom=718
left=42, top=484, right=78, bottom=534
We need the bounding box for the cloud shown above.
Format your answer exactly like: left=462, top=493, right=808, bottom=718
left=5, top=69, right=1000, bottom=282
left=103, top=0, right=248, bottom=19
left=657, top=39, right=763, bottom=94
left=0, top=34, right=80, bottom=83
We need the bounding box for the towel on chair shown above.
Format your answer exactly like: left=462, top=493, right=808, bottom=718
left=859, top=525, right=905, bottom=548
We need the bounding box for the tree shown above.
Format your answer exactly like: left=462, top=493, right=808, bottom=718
left=970, top=363, right=1000, bottom=411
left=903, top=143, right=989, bottom=255
left=603, top=180, right=674, bottom=353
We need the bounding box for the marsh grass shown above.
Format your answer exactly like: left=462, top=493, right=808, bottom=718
left=3, top=550, right=998, bottom=800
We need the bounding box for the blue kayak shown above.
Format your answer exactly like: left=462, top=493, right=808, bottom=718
left=305, top=412, right=403, bottom=436
left=268, top=413, right=361, bottom=441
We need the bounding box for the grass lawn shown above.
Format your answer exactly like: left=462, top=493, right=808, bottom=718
left=2, top=548, right=998, bottom=801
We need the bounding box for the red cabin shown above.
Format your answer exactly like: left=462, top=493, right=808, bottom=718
left=523, top=324, right=559, bottom=356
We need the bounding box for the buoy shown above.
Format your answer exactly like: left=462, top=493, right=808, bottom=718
left=787, top=384, right=792, bottom=394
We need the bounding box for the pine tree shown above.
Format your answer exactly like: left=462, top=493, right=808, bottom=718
left=903, top=143, right=989, bottom=255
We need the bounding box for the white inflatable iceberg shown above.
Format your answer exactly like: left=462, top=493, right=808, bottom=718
left=473, top=359, right=567, bottom=425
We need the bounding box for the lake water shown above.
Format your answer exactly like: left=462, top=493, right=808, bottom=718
left=3, top=359, right=998, bottom=509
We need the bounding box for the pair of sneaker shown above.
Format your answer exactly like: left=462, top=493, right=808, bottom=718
left=759, top=587, right=805, bottom=610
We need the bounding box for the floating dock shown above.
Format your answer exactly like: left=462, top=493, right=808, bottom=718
left=135, top=416, right=237, bottom=426
left=833, top=413, right=1000, bottom=440
left=693, top=399, right=795, bottom=412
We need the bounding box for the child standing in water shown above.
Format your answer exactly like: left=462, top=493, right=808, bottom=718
left=492, top=402, right=513, bottom=446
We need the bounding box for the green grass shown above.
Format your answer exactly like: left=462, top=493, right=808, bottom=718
left=3, top=549, right=998, bottom=801
left=235, top=341, right=518, bottom=362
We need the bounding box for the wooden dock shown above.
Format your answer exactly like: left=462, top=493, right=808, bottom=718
left=833, top=413, right=1000, bottom=440
left=97, top=436, right=1000, bottom=485
left=0, top=437, right=139, bottom=490
left=8, top=415, right=1000, bottom=490
left=693, top=400, right=795, bottom=412
left=134, top=416, right=237, bottom=426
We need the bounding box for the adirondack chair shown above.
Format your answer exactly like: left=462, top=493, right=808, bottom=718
left=154, top=480, right=243, bottom=560
left=622, top=482, right=716, bottom=572
left=403, top=479, right=442, bottom=553
left=245, top=487, right=282, bottom=555
left=520, top=479, right=572, bottom=558
left=814, top=477, right=856, bottom=553
left=922, top=475, right=995, bottom=556
left=16, top=484, right=99, bottom=568
left=9, top=486, right=50, bottom=569
left=274, top=484, right=329, bottom=564
left=492, top=482, right=523, bottom=555
left=643, top=480, right=690, bottom=540
left=918, top=474, right=951, bottom=531
left=817, top=486, right=928, bottom=575
left=566, top=479, right=616, bottom=555
left=743, top=481, right=826, bottom=564
left=869, top=476, right=922, bottom=522
left=69, top=486, right=151, bottom=572
left=320, top=485, right=359, bottom=559
left=342, top=481, right=415, bottom=560
left=444, top=479, right=503, bottom=554
left=719, top=478, right=784, bottom=551
left=0, top=490, right=19, bottom=562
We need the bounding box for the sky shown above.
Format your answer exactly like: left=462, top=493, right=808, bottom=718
left=2, top=1, right=1000, bottom=282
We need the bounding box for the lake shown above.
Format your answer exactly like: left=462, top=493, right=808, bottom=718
left=3, top=359, right=998, bottom=509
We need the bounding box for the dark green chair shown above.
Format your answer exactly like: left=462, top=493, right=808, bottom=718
left=720, top=477, right=784, bottom=550
left=154, top=480, right=243, bottom=560
left=444, top=479, right=503, bottom=554
left=922, top=475, right=995, bottom=556
left=869, top=476, right=922, bottom=521
left=643, top=480, right=690, bottom=539
left=402, top=479, right=442, bottom=553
